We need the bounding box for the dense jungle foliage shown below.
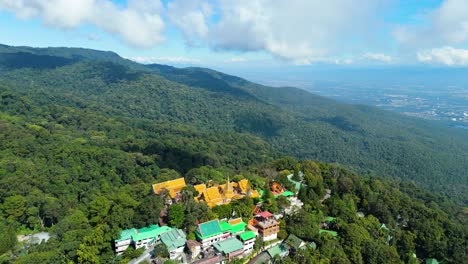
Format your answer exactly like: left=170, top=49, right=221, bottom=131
left=0, top=45, right=466, bottom=203
left=0, top=45, right=466, bottom=263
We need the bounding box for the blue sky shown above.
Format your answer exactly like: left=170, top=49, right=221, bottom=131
left=1, top=0, right=467, bottom=71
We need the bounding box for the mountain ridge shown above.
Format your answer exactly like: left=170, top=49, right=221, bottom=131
left=0, top=44, right=466, bottom=203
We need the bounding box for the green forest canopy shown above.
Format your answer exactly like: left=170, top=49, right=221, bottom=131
left=0, top=45, right=466, bottom=263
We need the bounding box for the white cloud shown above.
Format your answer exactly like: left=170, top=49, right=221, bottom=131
left=130, top=56, right=201, bottom=64
left=169, top=0, right=381, bottom=64
left=363, top=52, right=393, bottom=63
left=333, top=58, right=353, bottom=65
left=87, top=34, right=100, bottom=41
left=417, top=46, right=468, bottom=66
left=0, top=0, right=165, bottom=48
left=167, top=0, right=211, bottom=44
left=224, top=57, right=247, bottom=63
left=394, top=0, right=468, bottom=48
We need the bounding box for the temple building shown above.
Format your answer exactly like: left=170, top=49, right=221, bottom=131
left=195, top=178, right=261, bottom=208
left=152, top=178, right=187, bottom=200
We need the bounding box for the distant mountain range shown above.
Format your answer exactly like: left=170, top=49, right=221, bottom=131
left=0, top=44, right=467, bottom=203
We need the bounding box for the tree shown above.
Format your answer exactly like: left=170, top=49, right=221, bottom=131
left=185, top=166, right=223, bottom=185
left=77, top=224, right=107, bottom=264
left=276, top=196, right=291, bottom=212
left=88, top=196, right=111, bottom=225
left=292, top=165, right=301, bottom=181
left=1, top=195, right=27, bottom=223
left=212, top=204, right=232, bottom=219
left=0, top=221, right=16, bottom=255
left=134, top=195, right=164, bottom=227
left=167, top=204, right=184, bottom=228
left=262, top=183, right=278, bottom=213
left=153, top=243, right=169, bottom=258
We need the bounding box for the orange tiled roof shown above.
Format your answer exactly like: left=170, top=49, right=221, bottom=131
left=203, top=186, right=223, bottom=207
left=248, top=190, right=261, bottom=199
left=152, top=178, right=187, bottom=199
left=194, top=183, right=207, bottom=194
left=237, top=179, right=249, bottom=193
left=229, top=218, right=243, bottom=226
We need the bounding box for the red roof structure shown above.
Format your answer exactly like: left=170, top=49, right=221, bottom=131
left=257, top=211, right=273, bottom=218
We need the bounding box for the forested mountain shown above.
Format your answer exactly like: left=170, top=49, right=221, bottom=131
left=0, top=45, right=466, bottom=203
left=0, top=45, right=466, bottom=263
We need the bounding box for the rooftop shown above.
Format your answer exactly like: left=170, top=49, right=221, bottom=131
left=186, top=240, right=201, bottom=249
left=152, top=178, right=187, bottom=198
left=196, top=219, right=222, bottom=239
left=267, top=244, right=288, bottom=258
left=132, top=225, right=173, bottom=241
left=239, top=231, right=256, bottom=241
left=274, top=191, right=295, bottom=198
left=213, top=238, right=244, bottom=254
left=256, top=211, right=273, bottom=218
left=284, top=234, right=305, bottom=249
left=425, top=259, right=439, bottom=264
left=160, top=229, right=187, bottom=251
left=115, top=228, right=138, bottom=242
left=220, top=218, right=247, bottom=234
left=319, top=229, right=338, bottom=237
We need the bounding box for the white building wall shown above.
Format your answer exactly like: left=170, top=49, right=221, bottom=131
left=200, top=233, right=224, bottom=249
left=262, top=233, right=277, bottom=242
left=115, top=238, right=132, bottom=255
left=169, top=246, right=185, bottom=259
left=243, top=239, right=255, bottom=255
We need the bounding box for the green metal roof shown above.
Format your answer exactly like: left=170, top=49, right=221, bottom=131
left=230, top=222, right=247, bottom=233
left=115, top=228, right=137, bottom=242
left=132, top=225, right=172, bottom=241
left=284, top=234, right=304, bottom=249
left=239, top=231, right=256, bottom=241
left=319, top=229, right=338, bottom=237
left=161, top=229, right=187, bottom=252
left=425, top=259, right=439, bottom=264
left=219, top=220, right=247, bottom=234
left=309, top=242, right=317, bottom=250
left=326, top=216, right=336, bottom=222
left=196, top=220, right=222, bottom=239
left=380, top=223, right=389, bottom=231
left=220, top=221, right=231, bottom=232
left=267, top=244, right=288, bottom=258
left=274, top=191, right=295, bottom=198
left=213, top=238, right=244, bottom=254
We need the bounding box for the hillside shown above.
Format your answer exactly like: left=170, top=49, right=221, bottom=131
left=0, top=45, right=466, bottom=264
left=0, top=45, right=467, bottom=204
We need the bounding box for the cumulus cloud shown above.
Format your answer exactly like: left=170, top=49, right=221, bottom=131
left=417, top=46, right=468, bottom=66
left=167, top=0, right=211, bottom=44
left=213, top=0, right=381, bottom=63
left=363, top=53, right=393, bottom=63
left=0, top=0, right=165, bottom=48
left=130, top=56, right=201, bottom=64
left=394, top=0, right=468, bottom=48
left=168, top=0, right=381, bottom=64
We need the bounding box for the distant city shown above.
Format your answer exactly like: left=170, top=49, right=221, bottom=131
left=306, top=81, right=468, bottom=129
left=237, top=67, right=468, bottom=130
